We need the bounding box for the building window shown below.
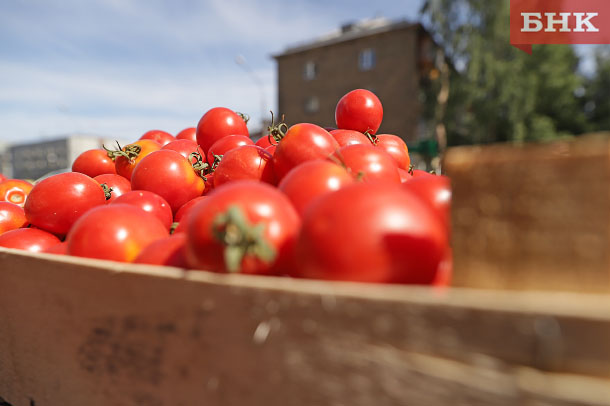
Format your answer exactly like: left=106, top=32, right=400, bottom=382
left=304, top=96, right=319, bottom=114
left=358, top=48, right=376, bottom=71
left=303, top=61, right=317, bottom=80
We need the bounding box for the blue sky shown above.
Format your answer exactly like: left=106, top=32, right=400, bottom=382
left=0, top=0, right=423, bottom=143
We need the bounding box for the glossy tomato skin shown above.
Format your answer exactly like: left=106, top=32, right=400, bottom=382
left=255, top=135, right=274, bottom=149
left=294, top=182, right=448, bottom=284
left=398, top=168, right=412, bottom=183
left=0, top=202, right=28, bottom=234
left=207, top=135, right=253, bottom=164
left=176, top=127, right=197, bottom=142
left=278, top=160, right=354, bottom=217
left=130, top=150, right=205, bottom=213
left=174, top=196, right=207, bottom=223
left=72, top=149, right=116, bottom=177
left=329, top=129, right=371, bottom=147
left=43, top=241, right=68, bottom=255
left=335, top=89, right=383, bottom=135
left=412, top=169, right=434, bottom=178
left=115, top=139, right=162, bottom=180
left=185, top=181, right=300, bottom=275
left=94, top=174, right=131, bottom=203
left=162, top=139, right=200, bottom=160
left=0, top=179, right=33, bottom=207
left=273, top=123, right=339, bottom=180
left=0, top=228, right=61, bottom=252
left=213, top=145, right=276, bottom=188
left=331, top=144, right=401, bottom=184
left=376, top=134, right=410, bottom=170
left=403, top=175, right=452, bottom=233
left=24, top=172, right=106, bottom=236
left=134, top=233, right=188, bottom=268
left=196, top=107, right=249, bottom=154
left=112, top=190, right=173, bottom=231
left=140, top=130, right=175, bottom=146
left=67, top=204, right=168, bottom=262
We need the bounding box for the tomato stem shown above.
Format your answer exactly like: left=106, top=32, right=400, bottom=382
left=103, top=141, right=141, bottom=163
left=189, top=152, right=211, bottom=180
left=100, top=183, right=113, bottom=200
left=266, top=111, right=288, bottom=145
left=363, top=130, right=378, bottom=145
left=235, top=112, right=250, bottom=124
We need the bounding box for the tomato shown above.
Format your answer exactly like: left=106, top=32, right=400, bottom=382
left=93, top=174, right=131, bottom=203
left=43, top=241, right=68, bottom=255
left=176, top=127, right=197, bottom=142
left=433, top=248, right=453, bottom=287
left=66, top=204, right=168, bottom=262
left=329, top=129, right=371, bottom=147
left=294, top=182, right=448, bottom=284
left=331, top=144, right=400, bottom=184
left=255, top=135, right=274, bottom=149
left=0, top=202, right=28, bottom=234
left=398, top=168, right=412, bottom=183
left=265, top=145, right=277, bottom=155
left=213, top=145, right=276, bottom=188
left=0, top=179, right=33, bottom=207
left=112, top=190, right=173, bottom=231
left=196, top=107, right=249, bottom=154
left=130, top=149, right=205, bottom=213
left=174, top=196, right=207, bottom=223
left=207, top=134, right=253, bottom=164
left=0, top=173, right=7, bottom=182
left=185, top=181, right=300, bottom=275
left=24, top=172, right=106, bottom=236
left=110, top=139, right=161, bottom=180
left=403, top=175, right=451, bottom=233
left=72, top=149, right=116, bottom=177
left=162, top=139, right=200, bottom=160
left=335, top=89, right=383, bottom=135
left=0, top=228, right=61, bottom=252
left=134, top=233, right=188, bottom=267
left=139, top=129, right=175, bottom=146
left=411, top=169, right=434, bottom=178
left=375, top=134, right=410, bottom=170
left=278, top=160, right=354, bottom=217
left=273, top=123, right=339, bottom=179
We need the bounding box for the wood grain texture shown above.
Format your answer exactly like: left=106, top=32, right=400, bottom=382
left=444, top=134, right=610, bottom=293
left=1, top=248, right=609, bottom=406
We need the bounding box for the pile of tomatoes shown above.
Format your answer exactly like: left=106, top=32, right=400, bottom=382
left=0, top=89, right=451, bottom=285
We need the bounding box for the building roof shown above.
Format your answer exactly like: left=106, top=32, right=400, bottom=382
left=272, top=18, right=419, bottom=58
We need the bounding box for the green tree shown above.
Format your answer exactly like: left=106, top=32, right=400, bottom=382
left=420, top=0, right=589, bottom=145
left=584, top=46, right=610, bottom=132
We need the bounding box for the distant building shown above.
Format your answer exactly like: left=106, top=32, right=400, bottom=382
left=273, top=18, right=440, bottom=142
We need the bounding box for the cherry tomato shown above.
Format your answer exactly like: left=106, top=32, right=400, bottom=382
left=412, top=169, right=434, bottom=178
left=330, top=129, right=371, bottom=147
left=0, top=179, right=33, bottom=207
left=24, top=172, right=106, bottom=236
left=294, top=182, right=447, bottom=284
left=278, top=160, right=354, bottom=217
left=196, top=107, right=249, bottom=154
left=185, top=181, right=300, bottom=275
left=134, top=233, right=188, bottom=268
left=67, top=204, right=168, bottom=262
left=403, top=175, right=451, bottom=233
left=112, top=190, right=173, bottom=231
left=174, top=196, right=207, bottom=223
left=176, top=127, right=197, bottom=142
left=398, top=168, right=412, bottom=183
left=0, top=173, right=7, bottom=182
left=331, top=144, right=400, bottom=184
left=265, top=145, right=277, bottom=155
left=112, top=139, right=162, bottom=180
left=0, top=228, right=61, bottom=252
left=374, top=134, right=410, bottom=170
left=255, top=135, right=274, bottom=149
left=207, top=134, right=253, bottom=164
left=139, top=130, right=175, bottom=146
left=72, top=149, right=116, bottom=177
left=0, top=202, right=28, bottom=234
left=213, top=145, right=276, bottom=188
left=130, top=150, right=205, bottom=213
left=273, top=123, right=339, bottom=180
left=93, top=174, right=131, bottom=203
left=43, top=241, right=68, bottom=255
left=162, top=139, right=200, bottom=160
left=335, top=89, right=383, bottom=135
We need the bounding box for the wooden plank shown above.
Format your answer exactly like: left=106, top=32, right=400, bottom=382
left=444, top=134, right=610, bottom=293
left=1, top=248, right=609, bottom=406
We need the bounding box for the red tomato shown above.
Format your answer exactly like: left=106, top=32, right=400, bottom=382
left=24, top=172, right=106, bottom=235
left=176, top=127, right=197, bottom=142
left=93, top=174, right=131, bottom=203
left=335, top=89, right=383, bottom=135
left=72, top=149, right=116, bottom=177
left=207, top=134, right=253, bottom=164
left=255, top=135, right=274, bottom=149
left=0, top=202, right=28, bottom=234
left=112, top=139, right=162, bottom=180
left=0, top=173, right=7, bottom=182
left=376, top=134, right=411, bottom=170
left=294, top=182, right=447, bottom=284
left=139, top=130, right=175, bottom=146
left=0, top=179, right=33, bottom=207
left=273, top=123, right=339, bottom=180
left=265, top=145, right=277, bottom=155
left=66, top=204, right=168, bottom=262
left=412, top=169, right=434, bottom=178
left=398, top=168, right=412, bottom=183
left=278, top=160, right=354, bottom=217
left=174, top=196, right=207, bottom=223
left=112, top=190, right=173, bottom=231
left=130, top=150, right=205, bottom=213
left=330, top=129, right=371, bottom=147
left=43, top=241, right=68, bottom=255
left=134, top=233, right=188, bottom=267
left=403, top=175, right=452, bottom=232
left=196, top=107, right=249, bottom=154
left=213, top=145, right=276, bottom=188
left=185, top=181, right=300, bottom=275
left=0, top=228, right=60, bottom=252
left=331, top=144, right=400, bottom=184
left=162, top=139, right=200, bottom=159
